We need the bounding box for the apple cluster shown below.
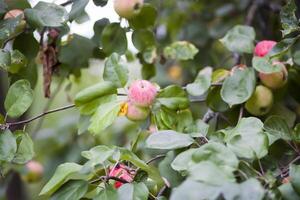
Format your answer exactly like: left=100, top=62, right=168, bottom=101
left=245, top=40, right=288, bottom=116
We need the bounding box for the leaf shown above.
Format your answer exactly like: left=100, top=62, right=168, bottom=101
left=225, top=117, right=269, bottom=160
left=280, top=0, right=300, bottom=36
left=103, top=53, right=128, bottom=87
left=101, top=23, right=127, bottom=55
left=128, top=4, right=157, bottom=29
left=268, top=37, right=298, bottom=58
left=207, top=87, right=230, bottom=112
left=92, top=18, right=110, bottom=46
left=220, top=25, right=255, bottom=54
left=188, top=161, right=236, bottom=186
left=279, top=182, right=300, bottom=200
left=12, top=131, right=34, bottom=164
left=40, top=163, right=84, bottom=196
left=264, top=116, right=291, bottom=141
left=0, top=130, right=17, bottom=162
left=8, top=49, right=27, bottom=74
left=132, top=29, right=156, bottom=51
left=118, top=183, right=149, bottom=200
left=94, top=185, right=118, bottom=200
left=88, top=101, right=121, bottom=134
left=93, top=0, right=108, bottom=7
left=78, top=94, right=116, bottom=115
left=50, top=180, right=88, bottom=200
left=24, top=2, right=68, bottom=28
left=4, top=79, right=33, bottom=118
left=156, top=85, right=189, bottom=110
left=13, top=32, right=39, bottom=59
left=171, top=148, right=197, bottom=172
left=290, top=164, right=300, bottom=195
left=59, top=34, right=95, bottom=68
left=0, top=49, right=11, bottom=71
left=221, top=178, right=265, bottom=200
left=0, top=16, right=26, bottom=47
left=69, top=0, right=89, bottom=22
left=146, top=130, right=194, bottom=150
left=186, top=67, right=212, bottom=96
left=74, top=81, right=117, bottom=106
left=163, top=41, right=199, bottom=61
left=252, top=56, right=282, bottom=74
left=221, top=68, right=256, bottom=106
left=170, top=179, right=220, bottom=200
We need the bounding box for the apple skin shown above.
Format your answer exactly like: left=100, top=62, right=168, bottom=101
left=126, top=101, right=150, bottom=121
left=254, top=40, right=277, bottom=57
left=24, top=161, right=44, bottom=183
left=128, top=80, right=158, bottom=107
left=4, top=9, right=24, bottom=19
left=245, top=85, right=274, bottom=116
left=109, top=164, right=134, bottom=188
left=259, top=62, right=288, bottom=90
left=114, top=0, right=143, bottom=19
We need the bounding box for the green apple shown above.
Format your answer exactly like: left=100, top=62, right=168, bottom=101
left=114, top=0, right=143, bottom=19
left=259, top=62, right=288, bottom=90
left=126, top=101, right=150, bottom=121
left=245, top=85, right=273, bottom=116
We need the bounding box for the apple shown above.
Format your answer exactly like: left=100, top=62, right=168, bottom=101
left=4, top=9, right=24, bottom=19
left=109, top=164, right=134, bottom=188
left=168, top=65, right=182, bottom=81
left=245, top=85, right=273, bottom=116
left=24, top=160, right=44, bottom=183
left=259, top=62, right=288, bottom=90
left=254, top=40, right=277, bottom=57
left=128, top=80, right=158, bottom=107
left=126, top=101, right=150, bottom=121
left=114, top=0, right=143, bottom=19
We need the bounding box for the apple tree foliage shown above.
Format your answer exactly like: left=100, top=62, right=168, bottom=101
left=1, top=0, right=300, bottom=199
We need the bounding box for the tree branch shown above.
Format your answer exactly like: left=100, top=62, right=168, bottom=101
left=146, top=154, right=166, bottom=164
left=60, top=0, right=73, bottom=7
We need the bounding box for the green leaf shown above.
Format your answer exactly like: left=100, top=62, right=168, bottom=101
left=264, top=116, right=291, bottom=142
left=92, top=18, right=109, bottom=46
left=118, top=183, right=149, bottom=200
left=12, top=131, right=34, bottom=164
left=74, top=81, right=117, bottom=106
left=221, top=68, right=256, bottom=106
left=221, top=178, right=265, bottom=200
left=101, top=23, right=127, bottom=55
left=225, top=117, right=269, bottom=160
left=78, top=94, right=116, bottom=115
left=50, top=180, right=88, bottom=200
left=188, top=161, right=236, bottom=186
left=293, top=50, right=300, bottom=65
left=88, top=100, right=121, bottom=134
left=94, top=185, right=118, bottom=200
left=69, top=0, right=89, bottom=22
left=170, top=179, right=220, bottom=200
left=156, top=85, right=189, bottom=110
left=0, top=49, right=11, bottom=71
left=8, top=49, right=27, bottom=74
left=128, top=4, right=157, bottom=29
left=0, top=16, right=26, bottom=47
left=0, top=130, right=17, bottom=162
left=24, top=2, right=68, bottom=28
left=220, top=25, right=255, bottom=54
left=252, top=56, right=282, bottom=74
left=40, top=163, right=84, bottom=196
left=103, top=53, right=128, bottom=87
left=171, top=148, right=197, bottom=172
left=268, top=37, right=298, bottom=58
left=59, top=34, right=95, bottom=68
left=186, top=67, right=212, bottom=96
left=132, top=29, right=156, bottom=51
left=146, top=130, right=194, bottom=150
left=163, top=41, right=199, bottom=61
left=207, top=87, right=230, bottom=112
left=4, top=79, right=33, bottom=118
left=280, top=0, right=299, bottom=36
left=290, top=164, right=300, bottom=195
left=13, top=32, right=39, bottom=59
left=93, top=0, right=108, bottom=7
left=279, top=182, right=300, bottom=200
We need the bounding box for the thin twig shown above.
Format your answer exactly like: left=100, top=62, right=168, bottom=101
left=89, top=176, right=129, bottom=185
left=156, top=185, right=167, bottom=198
left=60, top=0, right=73, bottom=6
left=146, top=154, right=166, bottom=165
left=257, top=159, right=265, bottom=176
left=238, top=105, right=244, bottom=121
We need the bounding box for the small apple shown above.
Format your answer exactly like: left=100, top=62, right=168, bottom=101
left=24, top=160, right=44, bottom=183
left=126, top=101, right=150, bottom=121
left=259, top=62, right=288, bottom=90
left=4, top=9, right=24, bottom=19
left=168, top=65, right=182, bottom=81
left=128, top=80, right=158, bottom=107
left=109, top=164, right=134, bottom=188
left=114, top=0, right=143, bottom=19
left=254, top=40, right=277, bottom=57
left=245, top=85, right=273, bottom=116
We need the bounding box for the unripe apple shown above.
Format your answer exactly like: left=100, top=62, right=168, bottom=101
left=24, top=160, right=44, bottom=183
left=128, top=80, right=158, bottom=107
left=114, top=0, right=143, bottom=19
left=254, top=40, right=277, bottom=57
left=109, top=164, right=134, bottom=188
left=126, top=101, right=150, bottom=121
left=245, top=85, right=274, bottom=116
left=259, top=62, right=288, bottom=90
left=4, top=9, right=24, bottom=19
